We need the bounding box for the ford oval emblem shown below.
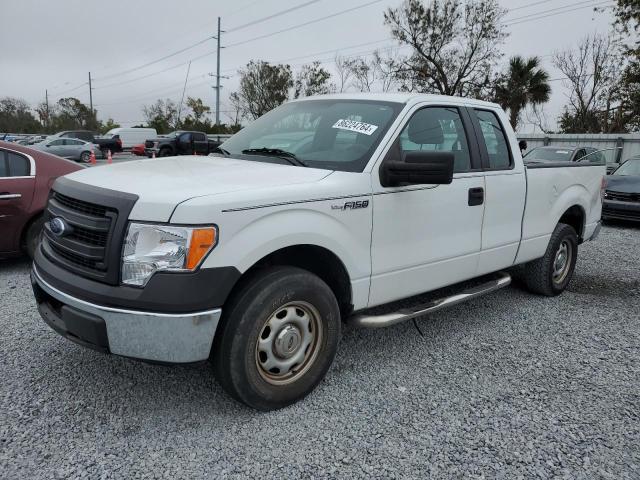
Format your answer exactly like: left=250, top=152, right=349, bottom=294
left=49, top=217, right=69, bottom=237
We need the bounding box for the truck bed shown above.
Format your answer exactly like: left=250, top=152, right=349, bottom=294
left=516, top=162, right=605, bottom=264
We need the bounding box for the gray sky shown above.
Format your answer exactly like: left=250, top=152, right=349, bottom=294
left=0, top=0, right=614, bottom=132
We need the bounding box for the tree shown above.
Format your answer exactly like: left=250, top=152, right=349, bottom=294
left=334, top=55, right=354, bottom=93
left=45, top=97, right=97, bottom=131
left=0, top=97, right=42, bottom=133
left=142, top=99, right=178, bottom=133
left=494, top=56, right=551, bottom=130
left=383, top=0, right=507, bottom=98
left=294, top=62, right=334, bottom=98
left=553, top=34, right=624, bottom=133
left=232, top=61, right=293, bottom=119
left=99, top=118, right=120, bottom=134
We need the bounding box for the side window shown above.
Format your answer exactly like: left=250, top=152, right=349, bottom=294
left=192, top=133, right=205, bottom=142
left=399, top=107, right=471, bottom=173
left=180, top=133, right=192, bottom=143
left=68, top=139, right=83, bottom=145
left=7, top=151, right=30, bottom=176
left=474, top=110, right=512, bottom=169
left=50, top=139, right=64, bottom=146
left=0, top=150, right=7, bottom=177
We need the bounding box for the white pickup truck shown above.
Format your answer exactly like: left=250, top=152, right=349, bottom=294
left=31, top=93, right=605, bottom=410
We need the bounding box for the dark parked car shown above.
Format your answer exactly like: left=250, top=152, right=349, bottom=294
left=144, top=131, right=221, bottom=157
left=602, top=157, right=640, bottom=222
left=51, top=130, right=123, bottom=157
left=0, top=141, right=82, bottom=259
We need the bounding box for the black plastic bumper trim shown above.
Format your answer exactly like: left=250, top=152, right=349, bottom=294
left=34, top=245, right=241, bottom=314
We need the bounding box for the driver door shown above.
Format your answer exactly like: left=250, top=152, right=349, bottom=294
left=369, top=104, right=485, bottom=307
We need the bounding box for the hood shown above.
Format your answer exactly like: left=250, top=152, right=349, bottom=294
left=606, top=175, right=640, bottom=194
left=63, top=155, right=332, bottom=221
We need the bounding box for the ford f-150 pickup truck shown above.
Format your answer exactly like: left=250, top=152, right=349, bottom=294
left=30, top=93, right=605, bottom=410
left=144, top=131, right=221, bottom=157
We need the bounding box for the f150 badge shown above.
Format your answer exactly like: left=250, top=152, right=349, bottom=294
left=331, top=200, right=369, bottom=211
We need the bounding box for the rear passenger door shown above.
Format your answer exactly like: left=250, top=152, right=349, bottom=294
left=469, top=108, right=526, bottom=275
left=192, top=132, right=208, bottom=155
left=0, top=148, right=36, bottom=253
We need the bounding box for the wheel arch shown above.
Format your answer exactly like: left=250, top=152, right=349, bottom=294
left=558, top=204, right=586, bottom=242
left=19, top=210, right=44, bottom=252
left=224, top=244, right=353, bottom=318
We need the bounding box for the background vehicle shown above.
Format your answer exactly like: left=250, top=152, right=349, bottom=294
left=603, top=156, right=640, bottom=222
left=30, top=94, right=604, bottom=411
left=49, top=130, right=123, bottom=157
left=144, top=131, right=221, bottom=157
left=524, top=145, right=603, bottom=163
left=103, top=127, right=157, bottom=149
left=0, top=141, right=81, bottom=259
left=131, top=144, right=146, bottom=156
left=32, top=137, right=100, bottom=163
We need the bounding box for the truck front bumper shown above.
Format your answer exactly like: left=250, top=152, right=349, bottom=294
left=144, top=147, right=160, bottom=157
left=31, top=266, right=221, bottom=363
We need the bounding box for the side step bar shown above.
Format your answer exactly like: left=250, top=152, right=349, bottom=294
left=349, top=272, right=512, bottom=328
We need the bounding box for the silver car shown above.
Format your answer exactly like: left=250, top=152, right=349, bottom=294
left=32, top=138, right=99, bottom=163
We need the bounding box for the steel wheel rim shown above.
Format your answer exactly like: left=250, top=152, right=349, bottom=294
left=552, top=240, right=572, bottom=284
left=255, top=301, right=323, bottom=385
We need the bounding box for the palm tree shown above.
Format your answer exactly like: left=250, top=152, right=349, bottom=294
left=495, top=56, right=551, bottom=130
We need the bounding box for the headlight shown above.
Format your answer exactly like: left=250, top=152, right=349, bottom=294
left=121, top=223, right=217, bottom=287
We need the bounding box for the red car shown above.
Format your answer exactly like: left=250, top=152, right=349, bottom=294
left=0, top=141, right=82, bottom=259
left=131, top=144, right=146, bottom=156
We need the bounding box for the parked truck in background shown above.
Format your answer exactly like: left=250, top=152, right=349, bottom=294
left=30, top=93, right=605, bottom=410
left=144, top=131, right=221, bottom=157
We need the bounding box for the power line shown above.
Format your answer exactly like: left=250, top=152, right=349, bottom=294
left=225, top=0, right=385, bottom=48
left=226, top=0, right=324, bottom=33
left=504, top=0, right=613, bottom=26
left=506, top=0, right=557, bottom=14
left=94, top=36, right=214, bottom=81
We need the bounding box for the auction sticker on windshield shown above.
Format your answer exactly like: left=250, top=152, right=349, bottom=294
left=332, top=119, right=378, bottom=135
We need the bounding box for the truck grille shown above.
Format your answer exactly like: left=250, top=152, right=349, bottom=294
left=145, top=140, right=155, bottom=148
left=606, top=191, right=640, bottom=202
left=41, top=178, right=138, bottom=285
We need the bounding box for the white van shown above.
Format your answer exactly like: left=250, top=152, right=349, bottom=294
left=104, top=128, right=157, bottom=149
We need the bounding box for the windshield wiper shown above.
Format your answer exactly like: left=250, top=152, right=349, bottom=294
left=241, top=147, right=307, bottom=167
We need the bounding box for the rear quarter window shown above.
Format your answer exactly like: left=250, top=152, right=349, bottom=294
left=7, top=151, right=30, bottom=176
left=474, top=110, right=512, bottom=170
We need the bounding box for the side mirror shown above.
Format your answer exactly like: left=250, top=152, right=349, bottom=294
left=381, top=151, right=454, bottom=187
left=518, top=140, right=527, bottom=152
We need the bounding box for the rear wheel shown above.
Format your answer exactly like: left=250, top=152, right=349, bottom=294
left=213, top=266, right=341, bottom=411
left=159, top=147, right=172, bottom=157
left=522, top=223, right=578, bottom=296
left=24, top=216, right=45, bottom=259
left=80, top=151, right=91, bottom=163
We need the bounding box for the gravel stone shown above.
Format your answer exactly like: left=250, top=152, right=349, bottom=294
left=0, top=224, right=639, bottom=479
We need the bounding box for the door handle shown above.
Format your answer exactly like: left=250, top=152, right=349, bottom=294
left=468, top=187, right=484, bottom=206
left=0, top=193, right=22, bottom=200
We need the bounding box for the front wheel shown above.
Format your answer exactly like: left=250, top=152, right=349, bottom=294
left=522, top=223, right=578, bottom=296
left=213, top=266, right=341, bottom=411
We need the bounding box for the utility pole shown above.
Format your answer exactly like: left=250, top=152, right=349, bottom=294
left=45, top=89, right=50, bottom=130
left=88, top=72, right=93, bottom=113
left=215, top=16, right=222, bottom=126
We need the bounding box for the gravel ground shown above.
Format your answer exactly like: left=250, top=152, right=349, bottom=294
left=1, top=224, right=639, bottom=479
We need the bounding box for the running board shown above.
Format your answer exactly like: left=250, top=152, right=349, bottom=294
left=349, top=272, right=512, bottom=328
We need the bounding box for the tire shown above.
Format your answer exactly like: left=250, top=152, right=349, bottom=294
left=100, top=148, right=109, bottom=159
left=213, top=266, right=341, bottom=411
left=159, top=147, right=172, bottom=157
left=80, top=151, right=91, bottom=163
left=522, top=223, right=578, bottom=296
left=24, top=216, right=45, bottom=259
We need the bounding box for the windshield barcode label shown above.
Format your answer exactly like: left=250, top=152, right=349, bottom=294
left=332, top=119, right=379, bottom=136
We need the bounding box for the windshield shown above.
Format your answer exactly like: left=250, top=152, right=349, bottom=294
left=524, top=147, right=574, bottom=162
left=220, top=99, right=403, bottom=172
left=614, top=158, right=640, bottom=176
